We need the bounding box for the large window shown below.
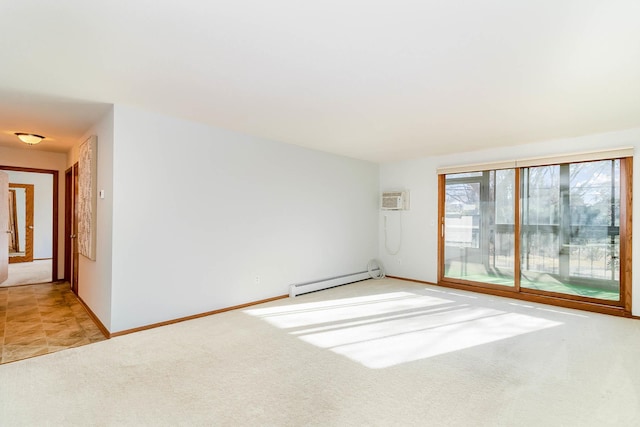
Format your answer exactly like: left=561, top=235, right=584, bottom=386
left=439, top=153, right=631, bottom=313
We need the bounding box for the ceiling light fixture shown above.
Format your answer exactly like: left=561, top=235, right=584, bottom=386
left=15, top=132, right=45, bottom=145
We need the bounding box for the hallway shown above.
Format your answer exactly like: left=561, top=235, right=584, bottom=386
left=0, top=282, right=106, bottom=364
left=0, top=260, right=52, bottom=288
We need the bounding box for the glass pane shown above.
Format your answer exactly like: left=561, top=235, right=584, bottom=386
left=568, top=160, right=620, bottom=296
left=493, top=170, right=515, bottom=271
left=444, top=170, right=515, bottom=287
left=523, top=165, right=560, bottom=225
left=444, top=182, right=480, bottom=249
left=495, top=169, right=515, bottom=225
left=520, top=160, right=620, bottom=301
left=520, top=165, right=560, bottom=281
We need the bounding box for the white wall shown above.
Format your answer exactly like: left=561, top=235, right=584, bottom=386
left=379, top=127, right=640, bottom=316
left=68, top=107, right=115, bottom=330
left=0, top=146, right=66, bottom=277
left=108, top=105, right=379, bottom=332
left=6, top=171, right=54, bottom=258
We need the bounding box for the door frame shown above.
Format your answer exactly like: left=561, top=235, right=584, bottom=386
left=0, top=165, right=59, bottom=283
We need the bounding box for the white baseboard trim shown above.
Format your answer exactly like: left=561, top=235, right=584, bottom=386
left=289, top=270, right=376, bottom=297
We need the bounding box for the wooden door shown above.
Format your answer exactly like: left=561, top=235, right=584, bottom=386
left=65, top=164, right=79, bottom=293
left=8, top=183, right=34, bottom=264
left=8, top=190, right=18, bottom=252
left=73, top=164, right=79, bottom=292
left=0, top=171, right=8, bottom=283
left=65, top=168, right=72, bottom=284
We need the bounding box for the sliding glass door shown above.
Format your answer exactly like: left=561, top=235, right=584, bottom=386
left=443, top=169, right=516, bottom=288
left=439, top=156, right=630, bottom=311
left=520, top=160, right=621, bottom=301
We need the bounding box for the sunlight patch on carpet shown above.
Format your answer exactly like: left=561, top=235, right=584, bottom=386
left=245, top=290, right=562, bottom=369
left=245, top=292, right=453, bottom=328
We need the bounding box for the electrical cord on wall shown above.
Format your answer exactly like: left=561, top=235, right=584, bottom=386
left=384, top=213, right=402, bottom=255
left=367, top=259, right=386, bottom=279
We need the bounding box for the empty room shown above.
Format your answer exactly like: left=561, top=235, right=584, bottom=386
left=1, top=1, right=640, bottom=425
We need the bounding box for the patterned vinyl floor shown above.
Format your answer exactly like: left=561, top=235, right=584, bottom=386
left=0, top=282, right=106, bottom=364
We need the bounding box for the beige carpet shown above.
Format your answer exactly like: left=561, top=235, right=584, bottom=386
left=0, top=260, right=52, bottom=287
left=1, top=278, right=639, bottom=426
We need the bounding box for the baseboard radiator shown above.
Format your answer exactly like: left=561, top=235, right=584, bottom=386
left=289, top=270, right=377, bottom=298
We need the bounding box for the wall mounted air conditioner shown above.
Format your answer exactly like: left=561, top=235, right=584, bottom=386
left=381, top=191, right=409, bottom=210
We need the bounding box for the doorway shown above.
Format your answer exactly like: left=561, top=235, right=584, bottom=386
left=0, top=166, right=58, bottom=288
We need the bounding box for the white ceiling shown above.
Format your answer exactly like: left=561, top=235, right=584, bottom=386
left=1, top=1, right=639, bottom=163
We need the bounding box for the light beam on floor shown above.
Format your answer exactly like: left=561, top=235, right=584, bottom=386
left=245, top=289, right=562, bottom=369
